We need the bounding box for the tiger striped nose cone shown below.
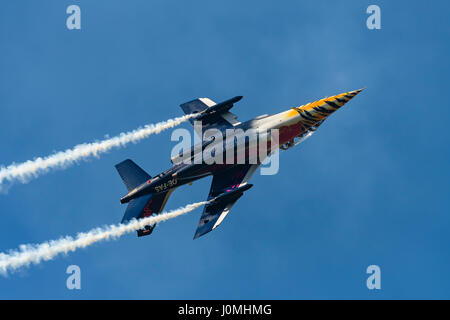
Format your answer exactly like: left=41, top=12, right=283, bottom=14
left=294, top=88, right=364, bottom=126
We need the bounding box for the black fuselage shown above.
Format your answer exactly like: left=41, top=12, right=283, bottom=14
left=120, top=162, right=232, bottom=204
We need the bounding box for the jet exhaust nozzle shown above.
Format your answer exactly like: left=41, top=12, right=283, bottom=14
left=120, top=196, right=130, bottom=204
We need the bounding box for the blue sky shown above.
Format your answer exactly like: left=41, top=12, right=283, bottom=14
left=0, top=1, right=449, bottom=299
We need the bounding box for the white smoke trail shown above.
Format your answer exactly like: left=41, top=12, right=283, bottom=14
left=0, top=114, right=196, bottom=187
left=0, top=200, right=208, bottom=275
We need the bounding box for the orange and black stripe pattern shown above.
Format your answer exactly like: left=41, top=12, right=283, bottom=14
left=291, top=89, right=364, bottom=129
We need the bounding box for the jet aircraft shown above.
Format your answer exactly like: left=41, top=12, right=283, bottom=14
left=116, top=89, right=363, bottom=239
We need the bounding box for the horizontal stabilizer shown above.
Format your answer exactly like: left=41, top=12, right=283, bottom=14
left=122, top=194, right=152, bottom=224
left=122, top=194, right=156, bottom=237
left=121, top=190, right=174, bottom=237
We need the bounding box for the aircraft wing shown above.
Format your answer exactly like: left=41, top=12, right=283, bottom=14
left=193, top=164, right=259, bottom=239
left=180, top=97, right=240, bottom=136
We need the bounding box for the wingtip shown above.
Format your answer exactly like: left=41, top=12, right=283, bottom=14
left=193, top=232, right=204, bottom=240
left=193, top=226, right=213, bottom=240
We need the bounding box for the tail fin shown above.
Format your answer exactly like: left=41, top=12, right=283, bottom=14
left=115, top=159, right=151, bottom=191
